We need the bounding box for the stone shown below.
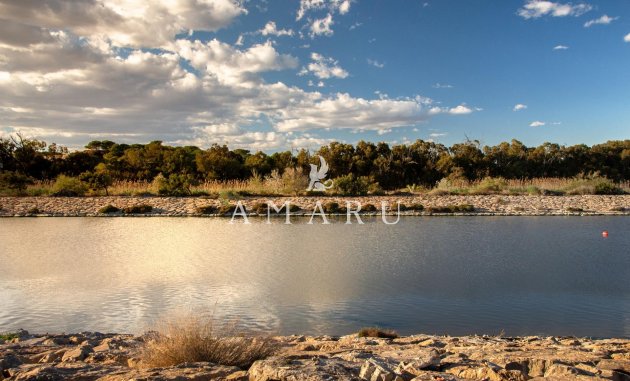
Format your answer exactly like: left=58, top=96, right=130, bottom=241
left=395, top=350, right=441, bottom=376
left=249, top=356, right=356, bottom=381
left=359, top=358, right=403, bottom=381
left=61, top=345, right=94, bottom=362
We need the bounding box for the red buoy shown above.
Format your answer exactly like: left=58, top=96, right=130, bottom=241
left=602, top=231, right=609, bottom=238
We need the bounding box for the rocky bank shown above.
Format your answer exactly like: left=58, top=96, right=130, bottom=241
left=1, top=195, right=630, bottom=217
left=2, top=330, right=630, bottom=380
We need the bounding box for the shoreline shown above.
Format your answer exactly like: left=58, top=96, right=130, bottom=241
left=1, top=195, right=629, bottom=217
left=2, top=331, right=629, bottom=380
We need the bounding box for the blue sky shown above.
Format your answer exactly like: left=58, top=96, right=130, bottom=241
left=0, top=0, right=628, bottom=150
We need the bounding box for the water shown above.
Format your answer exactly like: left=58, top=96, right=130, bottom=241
left=0, top=217, right=629, bottom=337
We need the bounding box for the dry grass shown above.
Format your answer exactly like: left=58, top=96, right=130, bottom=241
left=357, top=327, right=399, bottom=339
left=10, top=175, right=630, bottom=197
left=139, top=314, right=277, bottom=369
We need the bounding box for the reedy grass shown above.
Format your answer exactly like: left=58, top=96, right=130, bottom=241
left=4, top=176, right=629, bottom=197
left=139, top=314, right=277, bottom=369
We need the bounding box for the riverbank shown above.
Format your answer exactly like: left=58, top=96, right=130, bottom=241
left=1, top=330, right=629, bottom=380
left=1, top=195, right=629, bottom=217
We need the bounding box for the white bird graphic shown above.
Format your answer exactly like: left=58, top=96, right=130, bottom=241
left=307, top=156, right=334, bottom=191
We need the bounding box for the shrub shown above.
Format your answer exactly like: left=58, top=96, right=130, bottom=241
left=154, top=173, right=199, bottom=196
left=124, top=204, right=153, bottom=214
left=253, top=202, right=300, bottom=214
left=99, top=204, right=120, bottom=214
left=334, top=174, right=371, bottom=196
left=407, top=203, right=424, bottom=211
left=51, top=175, right=87, bottom=197
left=362, top=203, right=377, bottom=212
left=471, top=177, right=508, bottom=194
left=357, top=327, right=398, bottom=339
left=80, top=165, right=113, bottom=195
left=566, top=207, right=583, bottom=212
left=594, top=180, right=624, bottom=195
left=323, top=201, right=346, bottom=214
left=218, top=204, right=238, bottom=215
left=140, top=315, right=277, bottom=369
left=427, top=204, right=475, bottom=213
left=27, top=206, right=40, bottom=215
left=196, top=205, right=217, bottom=214
left=0, top=171, right=34, bottom=195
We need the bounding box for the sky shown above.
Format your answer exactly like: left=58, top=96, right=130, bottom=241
left=0, top=0, right=629, bottom=151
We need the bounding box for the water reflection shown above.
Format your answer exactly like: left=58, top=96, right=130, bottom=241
left=0, top=216, right=629, bottom=337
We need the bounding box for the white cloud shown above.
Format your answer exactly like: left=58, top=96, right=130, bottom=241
left=530, top=121, right=546, bottom=127
left=0, top=0, right=247, bottom=48
left=584, top=14, right=618, bottom=27
left=259, top=21, right=294, bottom=37
left=309, top=13, right=334, bottom=37
left=625, top=33, right=630, bottom=43
left=0, top=0, right=476, bottom=150
left=448, top=105, right=473, bottom=115
left=299, top=53, right=348, bottom=79
left=553, top=45, right=569, bottom=50
left=432, top=83, right=453, bottom=89
left=297, top=0, right=351, bottom=20
left=518, top=0, right=592, bottom=19
left=513, top=104, right=528, bottom=111
left=367, top=59, right=385, bottom=68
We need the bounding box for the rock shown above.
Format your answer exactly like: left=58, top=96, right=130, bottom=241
left=544, top=363, right=583, bottom=378
left=249, top=356, right=356, bottom=381
left=599, top=359, right=630, bottom=373
left=61, top=345, right=94, bottom=362
left=613, top=370, right=630, bottom=381
left=395, top=350, right=441, bottom=377
left=408, top=372, right=463, bottom=381
left=0, top=352, right=23, bottom=370
left=359, top=358, right=403, bottom=381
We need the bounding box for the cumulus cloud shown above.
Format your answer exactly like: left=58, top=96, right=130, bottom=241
left=513, top=104, right=528, bottom=111
left=518, top=0, right=592, bottom=19
left=625, top=33, right=630, bottom=42
left=299, top=53, right=348, bottom=79
left=0, top=0, right=247, bottom=48
left=297, top=0, right=351, bottom=20
left=0, top=0, right=475, bottom=150
left=432, top=83, right=453, bottom=89
left=530, top=121, right=546, bottom=127
left=553, top=45, right=569, bottom=50
left=584, top=15, right=618, bottom=27
left=309, top=13, right=334, bottom=37
left=448, top=105, right=473, bottom=115
left=259, top=21, right=294, bottom=37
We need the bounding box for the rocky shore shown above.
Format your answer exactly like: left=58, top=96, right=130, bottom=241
left=2, top=330, right=629, bottom=380
left=1, top=195, right=630, bottom=217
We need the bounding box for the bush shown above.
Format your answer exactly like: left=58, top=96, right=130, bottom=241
left=471, top=177, right=508, bottom=194
left=427, top=204, right=475, bottom=213
left=357, top=327, right=398, bottom=339
left=334, top=174, right=372, bottom=196
left=27, top=206, right=41, bottom=215
left=407, top=203, right=424, bottom=211
left=252, top=202, right=300, bottom=215
left=140, top=315, right=276, bottom=369
left=594, top=180, right=624, bottom=195
left=196, top=205, right=217, bottom=214
left=51, top=175, right=87, bottom=197
left=99, top=204, right=120, bottom=214
left=566, top=207, right=583, bottom=212
left=323, top=201, right=346, bottom=214
left=0, top=171, right=34, bottom=195
left=218, top=204, right=238, bottom=215
left=362, top=203, right=377, bottom=212
left=154, top=173, right=199, bottom=196
left=124, top=204, right=153, bottom=214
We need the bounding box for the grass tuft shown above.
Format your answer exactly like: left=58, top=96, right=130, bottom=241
left=123, top=204, right=153, bottom=214
left=139, top=315, right=276, bottom=369
left=357, top=327, right=399, bottom=339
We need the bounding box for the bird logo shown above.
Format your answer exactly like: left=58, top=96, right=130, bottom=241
left=306, top=156, right=334, bottom=192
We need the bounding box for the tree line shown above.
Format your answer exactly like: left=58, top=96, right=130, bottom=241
left=1, top=134, right=629, bottom=192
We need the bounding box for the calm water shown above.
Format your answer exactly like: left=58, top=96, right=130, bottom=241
left=0, top=217, right=629, bottom=337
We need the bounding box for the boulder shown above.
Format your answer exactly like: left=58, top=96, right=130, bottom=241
left=359, top=358, right=403, bottom=381
left=61, top=345, right=93, bottom=362
left=249, top=356, right=356, bottom=381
